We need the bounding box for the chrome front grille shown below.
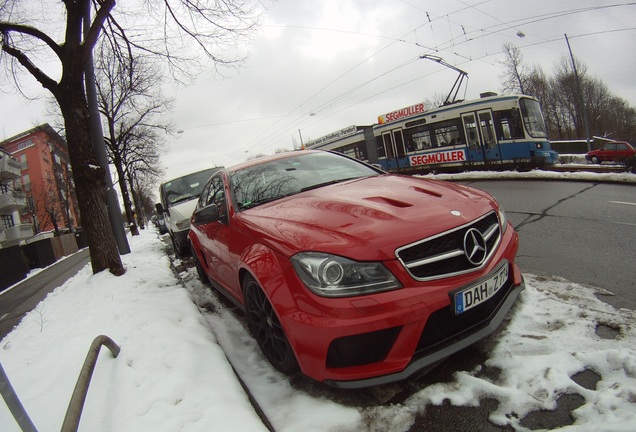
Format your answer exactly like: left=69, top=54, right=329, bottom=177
left=396, top=211, right=501, bottom=281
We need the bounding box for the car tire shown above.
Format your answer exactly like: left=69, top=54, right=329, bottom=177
left=191, top=244, right=210, bottom=285
left=591, top=156, right=600, bottom=164
left=171, top=232, right=189, bottom=258
left=243, top=274, right=299, bottom=374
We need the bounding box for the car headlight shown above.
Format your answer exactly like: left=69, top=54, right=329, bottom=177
left=291, top=252, right=402, bottom=297
left=498, top=206, right=508, bottom=234
left=175, top=219, right=191, bottom=230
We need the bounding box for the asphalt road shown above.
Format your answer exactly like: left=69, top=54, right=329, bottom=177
left=0, top=248, right=90, bottom=339
left=457, top=180, right=636, bottom=311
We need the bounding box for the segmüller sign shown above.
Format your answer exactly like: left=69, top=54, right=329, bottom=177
left=410, top=150, right=467, bottom=166
left=378, top=102, right=426, bottom=125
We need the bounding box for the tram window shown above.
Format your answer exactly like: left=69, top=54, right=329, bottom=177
left=520, top=98, right=548, bottom=138
left=433, top=122, right=462, bottom=147
left=479, top=113, right=497, bottom=149
left=376, top=140, right=386, bottom=158
left=393, top=130, right=406, bottom=157
left=494, top=109, right=524, bottom=140
left=463, top=115, right=480, bottom=150
left=405, top=126, right=432, bottom=150
left=342, top=144, right=358, bottom=159
left=383, top=134, right=395, bottom=158
left=357, top=143, right=368, bottom=160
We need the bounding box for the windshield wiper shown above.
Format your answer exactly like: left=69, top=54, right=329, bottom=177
left=300, top=177, right=363, bottom=192
left=171, top=194, right=198, bottom=205
left=239, top=194, right=295, bottom=210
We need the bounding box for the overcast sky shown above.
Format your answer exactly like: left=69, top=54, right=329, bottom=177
left=1, top=0, right=634, bottom=180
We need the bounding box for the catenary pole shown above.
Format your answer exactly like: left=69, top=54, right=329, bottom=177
left=83, top=2, right=130, bottom=254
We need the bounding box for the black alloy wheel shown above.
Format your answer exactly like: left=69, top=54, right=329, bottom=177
left=243, top=275, right=299, bottom=374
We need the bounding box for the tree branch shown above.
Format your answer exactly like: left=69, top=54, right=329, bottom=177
left=1, top=43, right=58, bottom=93
left=0, top=21, right=63, bottom=57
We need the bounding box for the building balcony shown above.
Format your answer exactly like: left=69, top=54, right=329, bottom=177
left=0, top=224, right=33, bottom=247
left=0, top=190, right=27, bottom=213
left=0, top=156, right=21, bottom=181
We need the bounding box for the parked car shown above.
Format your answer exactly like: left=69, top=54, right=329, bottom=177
left=156, top=167, right=222, bottom=256
left=155, top=213, right=169, bottom=235
left=188, top=150, right=525, bottom=388
left=585, top=141, right=636, bottom=164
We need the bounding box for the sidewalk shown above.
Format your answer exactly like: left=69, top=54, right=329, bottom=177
left=0, top=229, right=270, bottom=432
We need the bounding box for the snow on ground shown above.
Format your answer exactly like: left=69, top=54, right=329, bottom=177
left=417, top=158, right=636, bottom=184
left=1, top=167, right=635, bottom=432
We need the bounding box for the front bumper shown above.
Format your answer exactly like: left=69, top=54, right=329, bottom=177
left=268, top=225, right=523, bottom=387
left=325, top=276, right=524, bottom=389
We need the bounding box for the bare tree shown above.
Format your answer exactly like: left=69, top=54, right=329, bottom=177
left=499, top=43, right=530, bottom=95
left=123, top=135, right=165, bottom=229
left=26, top=179, right=61, bottom=234
left=94, top=44, right=171, bottom=235
left=498, top=45, right=636, bottom=142
left=425, top=93, right=449, bottom=109
left=1, top=0, right=263, bottom=275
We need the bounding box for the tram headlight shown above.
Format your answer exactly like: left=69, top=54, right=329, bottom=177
left=291, top=252, right=402, bottom=297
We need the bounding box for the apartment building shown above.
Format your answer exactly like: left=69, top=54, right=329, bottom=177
left=0, top=147, right=31, bottom=247
left=0, top=124, right=80, bottom=237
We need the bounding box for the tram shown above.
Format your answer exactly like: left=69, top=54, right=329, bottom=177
left=306, top=93, right=558, bottom=173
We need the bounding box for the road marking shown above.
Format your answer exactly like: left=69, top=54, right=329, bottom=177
left=609, top=201, right=636, bottom=206
left=0, top=313, right=8, bottom=322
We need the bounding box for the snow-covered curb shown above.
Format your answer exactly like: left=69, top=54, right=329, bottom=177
left=419, top=167, right=636, bottom=184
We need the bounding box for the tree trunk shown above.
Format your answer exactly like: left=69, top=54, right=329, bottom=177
left=113, top=155, right=139, bottom=236
left=57, top=77, right=125, bottom=275
left=128, top=175, right=146, bottom=230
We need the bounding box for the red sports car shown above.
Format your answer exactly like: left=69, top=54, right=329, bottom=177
left=188, top=150, right=524, bottom=388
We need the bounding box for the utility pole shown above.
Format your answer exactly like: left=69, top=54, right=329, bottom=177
left=565, top=34, right=592, bottom=153
left=83, top=4, right=130, bottom=254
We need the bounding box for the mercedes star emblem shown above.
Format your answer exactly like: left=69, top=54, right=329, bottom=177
left=464, top=228, right=487, bottom=266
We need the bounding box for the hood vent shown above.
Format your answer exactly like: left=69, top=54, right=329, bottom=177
left=363, top=196, right=413, bottom=208
left=410, top=186, right=443, bottom=198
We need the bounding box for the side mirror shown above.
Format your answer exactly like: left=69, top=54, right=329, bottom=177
left=192, top=204, right=220, bottom=226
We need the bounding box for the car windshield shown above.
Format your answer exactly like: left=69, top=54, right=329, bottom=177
left=231, top=152, right=380, bottom=210
left=164, top=168, right=218, bottom=205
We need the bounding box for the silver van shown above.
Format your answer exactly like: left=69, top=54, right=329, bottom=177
left=156, top=167, right=221, bottom=256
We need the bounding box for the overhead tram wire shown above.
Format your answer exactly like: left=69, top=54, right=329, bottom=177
left=239, top=1, right=493, bottom=154
left=244, top=56, right=424, bottom=155
left=243, top=0, right=589, bottom=153
left=436, top=3, right=636, bottom=54
left=314, top=25, right=636, bottom=131
left=241, top=2, right=636, bottom=155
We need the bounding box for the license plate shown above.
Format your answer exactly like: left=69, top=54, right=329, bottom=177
left=453, top=262, right=509, bottom=315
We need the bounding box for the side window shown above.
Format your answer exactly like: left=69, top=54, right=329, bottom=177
left=208, top=175, right=228, bottom=219
left=198, top=180, right=213, bottom=210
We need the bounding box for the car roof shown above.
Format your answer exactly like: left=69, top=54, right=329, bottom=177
left=161, top=166, right=223, bottom=185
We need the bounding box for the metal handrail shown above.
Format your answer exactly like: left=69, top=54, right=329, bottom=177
left=0, top=362, right=38, bottom=432
left=61, top=335, right=120, bottom=432
left=1, top=335, right=119, bottom=432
